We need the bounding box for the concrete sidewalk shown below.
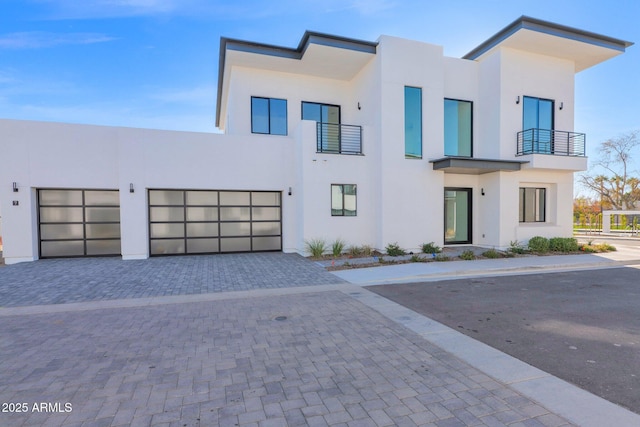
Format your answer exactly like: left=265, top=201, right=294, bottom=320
left=332, top=244, right=640, bottom=286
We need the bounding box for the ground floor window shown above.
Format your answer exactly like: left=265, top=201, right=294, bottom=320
left=331, top=184, right=357, bottom=216
left=519, top=187, right=546, bottom=222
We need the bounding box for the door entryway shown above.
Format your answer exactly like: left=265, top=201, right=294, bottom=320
left=444, top=188, right=472, bottom=244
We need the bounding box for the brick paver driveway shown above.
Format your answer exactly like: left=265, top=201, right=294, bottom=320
left=0, top=253, right=345, bottom=307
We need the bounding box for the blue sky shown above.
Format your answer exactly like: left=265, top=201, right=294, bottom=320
left=1, top=0, right=638, bottom=191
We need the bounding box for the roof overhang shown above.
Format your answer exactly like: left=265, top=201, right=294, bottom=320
left=216, top=31, right=377, bottom=128
left=430, top=157, right=528, bottom=175
left=463, top=16, right=633, bottom=72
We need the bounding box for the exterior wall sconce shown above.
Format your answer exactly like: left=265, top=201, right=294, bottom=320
left=13, top=182, right=18, bottom=192
left=357, top=102, right=361, bottom=110
left=559, top=102, right=564, bottom=110
left=516, top=96, right=520, bottom=104
left=481, top=188, right=485, bottom=196
left=129, top=183, right=134, bottom=193
left=288, top=187, right=292, bottom=196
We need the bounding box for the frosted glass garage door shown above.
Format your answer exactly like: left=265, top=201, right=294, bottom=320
left=38, top=189, right=121, bottom=258
left=148, top=190, right=282, bottom=255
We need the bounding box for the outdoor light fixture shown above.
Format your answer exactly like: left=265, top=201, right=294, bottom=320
left=12, top=182, right=18, bottom=192
left=481, top=188, right=485, bottom=196
left=516, top=96, right=520, bottom=104
left=288, top=187, right=292, bottom=196
left=357, top=102, right=361, bottom=110
left=559, top=102, right=564, bottom=110
left=129, top=183, right=134, bottom=193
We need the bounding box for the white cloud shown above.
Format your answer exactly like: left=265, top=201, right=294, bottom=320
left=0, top=32, right=116, bottom=49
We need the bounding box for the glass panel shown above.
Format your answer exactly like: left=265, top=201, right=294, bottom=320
left=150, top=207, right=184, bottom=222
left=85, top=191, right=119, bottom=206
left=519, top=188, right=525, bottom=222
left=39, top=190, right=82, bottom=206
left=251, top=192, right=280, bottom=206
left=524, top=188, right=536, bottom=222
left=252, top=222, right=281, bottom=236
left=343, top=185, right=357, bottom=216
left=331, top=185, right=343, bottom=216
left=445, top=190, right=470, bottom=243
left=252, top=207, right=280, bottom=221
left=444, top=99, right=472, bottom=157
left=538, top=100, right=553, bottom=130
left=186, top=191, right=217, bottom=206
left=220, top=237, right=251, bottom=252
left=404, top=86, right=422, bottom=159
left=86, top=223, right=121, bottom=239
left=41, top=240, right=84, bottom=257
left=270, top=98, right=287, bottom=135
left=186, top=222, right=219, bottom=237
left=302, top=102, right=321, bottom=121
left=86, top=207, right=120, bottom=223
left=40, top=223, right=84, bottom=240
left=324, top=105, right=340, bottom=124
left=523, top=96, right=538, bottom=131
left=537, top=189, right=546, bottom=222
left=252, top=236, right=281, bottom=251
left=149, top=190, right=184, bottom=206
left=220, top=207, right=250, bottom=221
left=186, top=207, right=218, bottom=222
left=150, top=239, right=185, bottom=255
left=39, top=207, right=83, bottom=223
left=220, top=222, right=251, bottom=236
left=251, top=97, right=269, bottom=133
left=86, top=240, right=121, bottom=255
left=150, top=223, right=184, bottom=238
left=219, top=192, right=250, bottom=206
left=187, top=238, right=219, bottom=254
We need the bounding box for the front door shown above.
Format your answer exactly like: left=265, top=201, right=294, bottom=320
left=444, top=188, right=472, bottom=244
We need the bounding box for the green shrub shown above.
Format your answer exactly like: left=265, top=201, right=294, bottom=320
left=508, top=240, right=527, bottom=254
left=549, top=237, right=578, bottom=252
left=459, top=250, right=476, bottom=260
left=361, top=245, right=373, bottom=257
left=331, top=238, right=346, bottom=257
left=347, top=245, right=363, bottom=257
left=434, top=254, right=450, bottom=262
left=305, top=238, right=327, bottom=258
left=528, top=236, right=550, bottom=253
left=410, top=254, right=423, bottom=263
left=597, top=243, right=616, bottom=252
left=385, top=242, right=406, bottom=257
left=421, top=242, right=441, bottom=254
left=482, top=248, right=501, bottom=259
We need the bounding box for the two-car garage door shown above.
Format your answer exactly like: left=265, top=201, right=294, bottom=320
left=37, top=188, right=282, bottom=258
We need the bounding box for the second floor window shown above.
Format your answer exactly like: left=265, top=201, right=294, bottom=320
left=444, top=99, right=472, bottom=157
left=251, top=97, right=287, bottom=135
left=404, top=86, right=422, bottom=159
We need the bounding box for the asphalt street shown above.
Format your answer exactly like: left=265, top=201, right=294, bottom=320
left=367, top=266, right=640, bottom=414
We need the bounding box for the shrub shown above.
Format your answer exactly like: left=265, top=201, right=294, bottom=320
left=331, top=238, right=346, bottom=257
left=482, top=248, right=501, bottom=259
left=421, top=242, right=441, bottom=254
left=596, top=243, right=616, bottom=252
left=435, top=254, right=450, bottom=262
left=305, top=238, right=327, bottom=258
left=459, top=250, right=476, bottom=260
left=528, top=236, right=549, bottom=253
left=410, top=254, right=423, bottom=263
left=549, top=237, right=578, bottom=252
left=508, top=240, right=527, bottom=254
left=361, top=245, right=373, bottom=257
left=385, top=242, right=406, bottom=257
left=347, top=245, right=363, bottom=257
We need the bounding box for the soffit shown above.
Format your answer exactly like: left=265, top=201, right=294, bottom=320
left=430, top=157, right=528, bottom=175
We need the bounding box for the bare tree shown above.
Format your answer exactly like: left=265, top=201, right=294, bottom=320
left=579, top=130, right=640, bottom=210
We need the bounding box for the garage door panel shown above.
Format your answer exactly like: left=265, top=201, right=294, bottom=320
left=38, top=189, right=121, bottom=258
left=41, top=240, right=85, bottom=257
left=149, top=189, right=281, bottom=255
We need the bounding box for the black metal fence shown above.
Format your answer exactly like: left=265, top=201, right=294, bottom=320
left=517, top=128, right=585, bottom=156
left=316, top=122, right=362, bottom=155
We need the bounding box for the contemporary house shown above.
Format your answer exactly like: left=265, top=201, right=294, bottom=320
left=0, top=16, right=632, bottom=265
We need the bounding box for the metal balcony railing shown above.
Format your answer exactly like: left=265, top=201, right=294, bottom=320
left=517, top=128, right=586, bottom=156
left=316, top=122, right=362, bottom=155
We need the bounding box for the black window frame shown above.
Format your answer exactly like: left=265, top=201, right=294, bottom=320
left=251, top=96, right=288, bottom=135
left=519, top=187, right=546, bottom=223
left=331, top=184, right=357, bottom=217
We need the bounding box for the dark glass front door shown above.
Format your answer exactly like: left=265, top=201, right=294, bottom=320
left=444, top=188, right=472, bottom=244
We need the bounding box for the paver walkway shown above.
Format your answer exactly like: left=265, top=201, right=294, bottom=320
left=1, top=289, right=573, bottom=427
left=0, top=253, right=345, bottom=307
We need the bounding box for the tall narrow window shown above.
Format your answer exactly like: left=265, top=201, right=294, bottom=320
left=404, top=86, right=422, bottom=159
left=523, top=96, right=554, bottom=154
left=331, top=184, right=357, bottom=216
left=444, top=99, right=472, bottom=157
left=519, top=187, right=546, bottom=222
left=251, top=97, right=287, bottom=135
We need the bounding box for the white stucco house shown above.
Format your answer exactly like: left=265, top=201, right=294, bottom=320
left=0, top=16, right=632, bottom=265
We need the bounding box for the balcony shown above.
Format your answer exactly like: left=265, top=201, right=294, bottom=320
left=316, top=122, right=362, bottom=155
left=517, top=129, right=586, bottom=157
